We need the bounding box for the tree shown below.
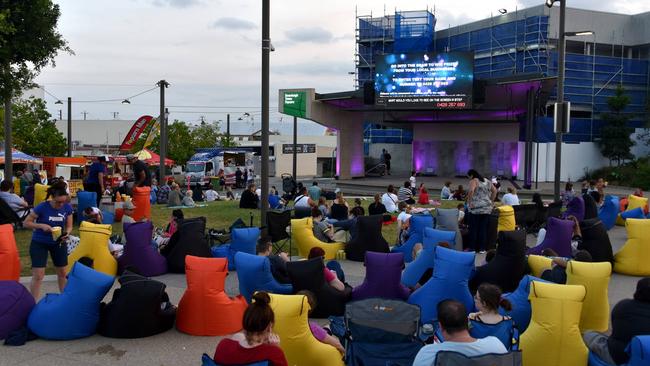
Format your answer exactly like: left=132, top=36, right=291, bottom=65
left=191, top=121, right=220, bottom=148
left=0, top=1, right=71, bottom=100
left=597, top=85, right=635, bottom=166
left=146, top=120, right=195, bottom=166
left=0, top=97, right=67, bottom=156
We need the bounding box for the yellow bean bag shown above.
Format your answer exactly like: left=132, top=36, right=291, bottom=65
left=269, top=293, right=344, bottom=366
left=497, top=205, right=516, bottom=232
left=520, top=281, right=587, bottom=366
left=617, top=195, right=648, bottom=226
left=527, top=255, right=553, bottom=277
left=34, top=184, right=50, bottom=206
left=291, top=218, right=345, bottom=260
left=68, top=221, right=117, bottom=276
left=566, top=261, right=611, bottom=332
left=614, top=219, right=650, bottom=276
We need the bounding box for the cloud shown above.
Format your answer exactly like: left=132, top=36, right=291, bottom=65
left=284, top=26, right=334, bottom=44
left=151, top=0, right=203, bottom=8
left=272, top=61, right=352, bottom=76
left=210, top=17, right=257, bottom=30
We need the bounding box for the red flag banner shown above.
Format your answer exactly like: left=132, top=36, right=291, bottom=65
left=119, top=115, right=154, bottom=151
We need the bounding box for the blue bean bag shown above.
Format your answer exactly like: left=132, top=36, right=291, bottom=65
left=0, top=281, right=35, bottom=340
left=599, top=195, right=620, bottom=230
left=408, top=246, right=475, bottom=323
left=626, top=335, right=650, bottom=366
left=28, top=262, right=114, bottom=340
left=101, top=210, right=115, bottom=225
left=620, top=207, right=645, bottom=221
left=391, top=214, right=434, bottom=263
left=235, top=251, right=293, bottom=303
left=76, top=190, right=97, bottom=222
left=499, top=275, right=549, bottom=333
left=202, top=353, right=268, bottom=366
left=469, top=318, right=517, bottom=350
left=401, top=228, right=456, bottom=287
left=212, top=227, right=260, bottom=271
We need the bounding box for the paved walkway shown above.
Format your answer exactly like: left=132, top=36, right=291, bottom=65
left=2, top=226, right=639, bottom=366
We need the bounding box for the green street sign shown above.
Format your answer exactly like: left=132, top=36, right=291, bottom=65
left=282, top=91, right=307, bottom=118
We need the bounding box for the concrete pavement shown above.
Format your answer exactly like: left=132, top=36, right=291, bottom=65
left=1, top=225, right=641, bottom=366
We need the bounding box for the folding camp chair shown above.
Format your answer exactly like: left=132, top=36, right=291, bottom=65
left=266, top=210, right=292, bottom=255
left=435, top=350, right=522, bottom=366
left=0, top=197, right=26, bottom=229
left=344, top=298, right=423, bottom=366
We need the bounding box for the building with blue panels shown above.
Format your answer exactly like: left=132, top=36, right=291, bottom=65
left=279, top=5, right=649, bottom=182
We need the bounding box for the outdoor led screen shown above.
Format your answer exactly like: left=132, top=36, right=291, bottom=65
left=375, top=52, right=474, bottom=109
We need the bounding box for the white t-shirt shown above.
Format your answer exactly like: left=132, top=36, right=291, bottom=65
left=412, top=336, right=507, bottom=366
left=205, top=189, right=219, bottom=202
left=410, top=176, right=416, bottom=188
left=501, top=193, right=520, bottom=206
left=397, top=211, right=412, bottom=226
left=294, top=194, right=311, bottom=208
left=381, top=192, right=399, bottom=213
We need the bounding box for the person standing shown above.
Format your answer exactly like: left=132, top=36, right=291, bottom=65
left=127, top=154, right=151, bottom=188
left=383, top=149, right=392, bottom=175
left=308, top=181, right=322, bottom=202
left=466, top=169, right=497, bottom=253
left=84, top=156, right=108, bottom=207
left=23, top=183, right=73, bottom=299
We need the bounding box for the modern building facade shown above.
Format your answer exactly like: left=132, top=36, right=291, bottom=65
left=286, top=5, right=649, bottom=182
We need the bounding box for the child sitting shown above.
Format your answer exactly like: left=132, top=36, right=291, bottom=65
left=182, top=190, right=195, bottom=207
left=297, top=290, right=345, bottom=356
left=83, top=206, right=103, bottom=224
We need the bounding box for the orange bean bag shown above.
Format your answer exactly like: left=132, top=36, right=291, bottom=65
left=131, top=186, right=151, bottom=221
left=176, top=256, right=247, bottom=336
left=0, top=224, right=20, bottom=281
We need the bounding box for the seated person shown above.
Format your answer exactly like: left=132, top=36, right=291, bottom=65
left=0, top=179, right=30, bottom=216
left=153, top=209, right=183, bottom=250
left=398, top=181, right=415, bottom=204
left=441, top=181, right=452, bottom=200
left=540, top=249, right=592, bottom=284
left=418, top=184, right=430, bottom=205
left=584, top=277, right=650, bottom=365
left=468, top=283, right=514, bottom=349
left=204, top=185, right=220, bottom=202
left=83, top=206, right=103, bottom=224
left=239, top=183, right=260, bottom=209
left=312, top=207, right=338, bottom=243
left=297, top=290, right=345, bottom=356
left=121, top=201, right=136, bottom=225
left=368, top=193, right=387, bottom=216
left=191, top=184, right=204, bottom=202
left=293, top=186, right=313, bottom=209
left=452, top=185, right=467, bottom=201
left=396, top=202, right=412, bottom=244
left=457, top=203, right=466, bottom=226
left=181, top=190, right=195, bottom=207
left=225, top=186, right=235, bottom=201
left=332, top=206, right=364, bottom=242
left=353, top=198, right=365, bottom=216
left=317, top=197, right=329, bottom=217
left=213, top=292, right=288, bottom=366
left=381, top=185, right=399, bottom=213
left=256, top=237, right=291, bottom=284
left=268, top=189, right=285, bottom=209
left=307, top=247, right=346, bottom=291
left=501, top=187, right=520, bottom=206
left=167, top=183, right=182, bottom=207
left=413, top=300, right=507, bottom=366
left=327, top=191, right=348, bottom=221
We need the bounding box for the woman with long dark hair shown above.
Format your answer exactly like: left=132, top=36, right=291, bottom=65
left=466, top=169, right=497, bottom=253
left=24, top=181, right=73, bottom=299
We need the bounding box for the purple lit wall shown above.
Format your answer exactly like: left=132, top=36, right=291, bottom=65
left=412, top=140, right=519, bottom=177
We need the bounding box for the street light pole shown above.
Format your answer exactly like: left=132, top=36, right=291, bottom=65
left=158, top=80, right=169, bottom=183
left=67, top=97, right=72, bottom=157
left=292, top=116, right=297, bottom=179
left=260, top=0, right=270, bottom=227
left=553, top=0, right=566, bottom=201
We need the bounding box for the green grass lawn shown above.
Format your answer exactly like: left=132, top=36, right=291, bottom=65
left=14, top=198, right=462, bottom=276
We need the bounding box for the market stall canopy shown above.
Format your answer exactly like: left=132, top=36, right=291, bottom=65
left=0, top=149, right=43, bottom=165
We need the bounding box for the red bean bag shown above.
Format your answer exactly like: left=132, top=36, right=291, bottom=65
left=176, top=256, right=247, bottom=336
left=132, top=186, right=151, bottom=221
left=0, top=224, right=20, bottom=281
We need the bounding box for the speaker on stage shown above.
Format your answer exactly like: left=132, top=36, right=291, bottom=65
left=473, top=79, right=487, bottom=104
left=363, top=81, right=375, bottom=105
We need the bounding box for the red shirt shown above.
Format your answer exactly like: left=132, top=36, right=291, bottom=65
left=214, top=338, right=288, bottom=366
